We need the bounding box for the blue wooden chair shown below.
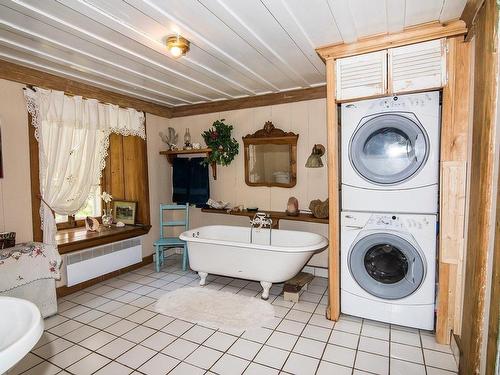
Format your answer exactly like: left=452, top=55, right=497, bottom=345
left=154, top=203, right=189, bottom=272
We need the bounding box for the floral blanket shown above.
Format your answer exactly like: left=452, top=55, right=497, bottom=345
left=0, top=242, right=62, bottom=292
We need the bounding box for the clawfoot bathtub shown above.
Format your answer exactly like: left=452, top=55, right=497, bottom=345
left=179, top=225, right=328, bottom=300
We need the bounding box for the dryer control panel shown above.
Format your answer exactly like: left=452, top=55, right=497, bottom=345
left=378, top=93, right=435, bottom=110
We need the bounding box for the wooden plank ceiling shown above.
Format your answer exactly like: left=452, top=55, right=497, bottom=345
left=0, top=0, right=467, bottom=107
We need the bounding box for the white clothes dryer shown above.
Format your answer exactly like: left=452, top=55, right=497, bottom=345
left=341, top=91, right=440, bottom=214
left=341, top=211, right=436, bottom=330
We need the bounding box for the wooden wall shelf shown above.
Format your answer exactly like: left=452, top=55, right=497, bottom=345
left=201, top=208, right=328, bottom=228
left=160, top=148, right=217, bottom=179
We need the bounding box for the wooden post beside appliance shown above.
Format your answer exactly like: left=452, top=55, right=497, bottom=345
left=436, top=36, right=471, bottom=344
left=325, top=58, right=340, bottom=320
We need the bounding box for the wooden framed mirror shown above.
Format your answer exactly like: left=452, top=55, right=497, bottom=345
left=242, top=121, right=298, bottom=188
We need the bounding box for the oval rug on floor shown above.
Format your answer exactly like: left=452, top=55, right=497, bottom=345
left=154, top=287, right=275, bottom=331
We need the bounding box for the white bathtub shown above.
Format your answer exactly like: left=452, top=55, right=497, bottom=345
left=179, top=225, right=328, bottom=299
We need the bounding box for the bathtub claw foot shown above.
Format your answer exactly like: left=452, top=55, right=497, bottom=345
left=199, top=272, right=208, bottom=286
left=260, top=281, right=272, bottom=300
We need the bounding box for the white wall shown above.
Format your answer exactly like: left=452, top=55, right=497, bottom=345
left=165, top=99, right=329, bottom=267
left=144, top=113, right=172, bottom=256
left=0, top=79, right=33, bottom=243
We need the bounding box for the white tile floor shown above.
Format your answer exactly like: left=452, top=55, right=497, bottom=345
left=7, top=255, right=458, bottom=375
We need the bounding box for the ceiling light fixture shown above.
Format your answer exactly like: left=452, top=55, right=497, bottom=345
left=167, top=35, right=190, bottom=58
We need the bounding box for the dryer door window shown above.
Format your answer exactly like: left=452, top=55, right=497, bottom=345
left=350, top=114, right=429, bottom=185
left=349, top=233, right=425, bottom=300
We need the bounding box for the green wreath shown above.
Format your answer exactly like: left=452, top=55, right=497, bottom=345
left=201, top=119, right=239, bottom=166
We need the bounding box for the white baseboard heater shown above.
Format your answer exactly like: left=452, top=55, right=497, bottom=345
left=66, top=237, right=143, bottom=286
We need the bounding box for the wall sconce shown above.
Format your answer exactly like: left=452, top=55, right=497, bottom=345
left=305, top=144, right=325, bottom=168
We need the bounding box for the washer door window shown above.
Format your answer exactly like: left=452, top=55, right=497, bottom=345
left=349, top=233, right=425, bottom=300
left=350, top=113, right=429, bottom=185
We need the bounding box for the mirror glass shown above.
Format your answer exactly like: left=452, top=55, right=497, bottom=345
left=248, top=144, right=291, bottom=184
left=243, top=122, right=298, bottom=188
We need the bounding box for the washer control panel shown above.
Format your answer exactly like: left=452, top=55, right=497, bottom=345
left=367, top=214, right=431, bottom=230
left=367, top=214, right=403, bottom=229
left=342, top=213, right=433, bottom=231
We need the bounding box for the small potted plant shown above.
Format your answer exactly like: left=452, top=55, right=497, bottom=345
left=101, top=191, right=113, bottom=228
left=201, top=119, right=239, bottom=166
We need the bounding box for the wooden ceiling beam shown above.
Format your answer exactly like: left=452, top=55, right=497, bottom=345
left=461, top=0, right=486, bottom=41
left=462, top=0, right=485, bottom=29
left=170, top=86, right=327, bottom=118
left=0, top=59, right=172, bottom=118
left=316, top=20, right=467, bottom=60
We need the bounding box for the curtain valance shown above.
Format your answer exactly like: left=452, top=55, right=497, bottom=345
left=24, top=88, right=145, bottom=139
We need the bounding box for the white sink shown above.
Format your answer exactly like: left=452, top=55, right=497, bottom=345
left=0, top=297, right=43, bottom=374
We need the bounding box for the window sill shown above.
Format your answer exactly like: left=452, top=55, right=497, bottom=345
left=56, top=224, right=151, bottom=255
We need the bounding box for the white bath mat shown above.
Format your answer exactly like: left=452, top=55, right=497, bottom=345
left=155, top=287, right=275, bottom=331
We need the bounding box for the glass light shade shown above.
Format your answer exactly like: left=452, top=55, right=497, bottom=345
left=170, top=46, right=183, bottom=57
left=166, top=35, right=190, bottom=58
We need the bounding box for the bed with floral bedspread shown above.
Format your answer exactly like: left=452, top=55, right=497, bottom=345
left=0, top=242, right=61, bottom=293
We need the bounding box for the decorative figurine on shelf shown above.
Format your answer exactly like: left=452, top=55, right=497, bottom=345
left=286, top=197, right=299, bottom=216
left=192, top=142, right=201, bottom=150
left=159, top=127, right=179, bottom=151
left=85, top=216, right=100, bottom=232
left=309, top=198, right=329, bottom=219
left=183, top=128, right=192, bottom=150
left=101, top=191, right=113, bottom=228
left=201, top=119, right=239, bottom=166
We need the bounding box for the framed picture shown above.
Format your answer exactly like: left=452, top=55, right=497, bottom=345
left=112, top=200, right=137, bottom=225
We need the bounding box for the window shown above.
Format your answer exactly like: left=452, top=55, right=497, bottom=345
left=56, top=185, right=102, bottom=228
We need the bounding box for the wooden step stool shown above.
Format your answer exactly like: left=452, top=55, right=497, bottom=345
left=283, top=272, right=314, bottom=303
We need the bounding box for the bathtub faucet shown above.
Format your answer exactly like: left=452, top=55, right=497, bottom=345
left=250, top=212, right=273, bottom=245
left=250, top=212, right=273, bottom=229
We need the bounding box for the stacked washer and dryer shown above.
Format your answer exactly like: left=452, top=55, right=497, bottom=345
left=340, top=91, right=440, bottom=330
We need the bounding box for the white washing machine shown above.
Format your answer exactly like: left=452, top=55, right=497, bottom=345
left=341, top=91, right=440, bottom=214
left=341, top=211, right=436, bottom=330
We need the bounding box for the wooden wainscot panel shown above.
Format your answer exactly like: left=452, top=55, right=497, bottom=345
left=122, top=135, right=150, bottom=226
left=440, top=161, right=467, bottom=264
left=103, top=132, right=151, bottom=228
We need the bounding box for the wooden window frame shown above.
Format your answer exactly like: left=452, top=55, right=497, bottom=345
left=55, top=183, right=103, bottom=230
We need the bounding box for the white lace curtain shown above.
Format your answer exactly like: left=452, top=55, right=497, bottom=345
left=24, top=87, right=146, bottom=245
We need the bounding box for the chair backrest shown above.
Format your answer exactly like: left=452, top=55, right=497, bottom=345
left=159, top=203, right=189, bottom=239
